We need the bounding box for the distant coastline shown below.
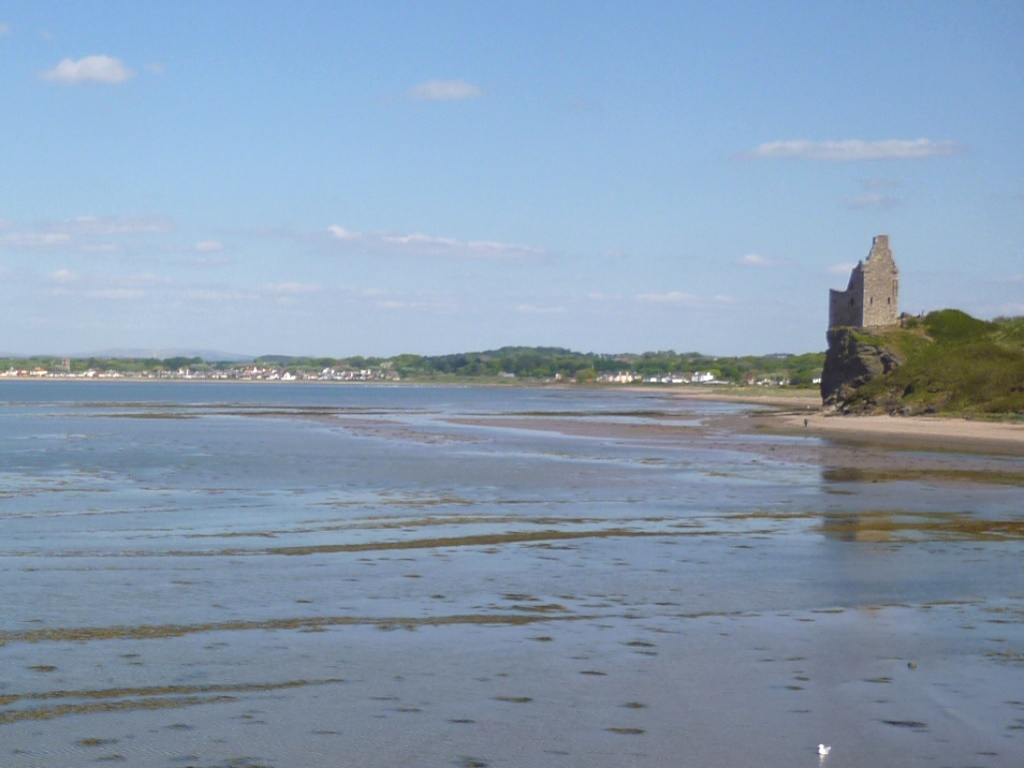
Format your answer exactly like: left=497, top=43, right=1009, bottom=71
left=0, top=347, right=826, bottom=389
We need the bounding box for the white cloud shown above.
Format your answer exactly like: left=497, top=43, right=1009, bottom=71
left=147, top=62, right=165, bottom=75
left=41, top=55, right=134, bottom=84
left=50, top=268, right=76, bottom=283
left=742, top=138, right=961, bottom=161
left=382, top=233, right=454, bottom=246
left=327, top=225, right=543, bottom=260
left=0, top=23, right=11, bottom=36
left=394, top=233, right=542, bottom=258
left=408, top=79, right=484, bottom=101
left=634, top=292, right=735, bottom=308
left=196, top=240, right=223, bottom=252
left=328, top=225, right=360, bottom=240
left=737, top=253, right=779, bottom=267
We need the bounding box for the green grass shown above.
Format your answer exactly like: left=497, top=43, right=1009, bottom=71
left=844, top=310, right=1024, bottom=416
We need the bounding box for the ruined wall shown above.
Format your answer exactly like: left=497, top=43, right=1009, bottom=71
left=860, top=235, right=899, bottom=327
left=828, top=235, right=899, bottom=328
left=829, top=265, right=864, bottom=328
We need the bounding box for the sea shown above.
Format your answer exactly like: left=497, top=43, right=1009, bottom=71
left=1, top=381, right=1022, bottom=767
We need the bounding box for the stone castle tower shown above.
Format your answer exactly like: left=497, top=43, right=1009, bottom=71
left=828, top=235, right=899, bottom=328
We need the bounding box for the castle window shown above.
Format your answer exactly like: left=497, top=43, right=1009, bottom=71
left=850, top=298, right=854, bottom=306
left=869, top=297, right=873, bottom=305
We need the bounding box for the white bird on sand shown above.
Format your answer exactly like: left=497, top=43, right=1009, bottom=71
left=818, top=744, right=832, bottom=757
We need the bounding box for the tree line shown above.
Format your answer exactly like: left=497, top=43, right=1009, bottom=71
left=1, top=346, right=826, bottom=386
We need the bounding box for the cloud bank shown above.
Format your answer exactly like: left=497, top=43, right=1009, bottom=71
left=742, top=138, right=961, bottom=161
left=41, top=55, right=134, bottom=84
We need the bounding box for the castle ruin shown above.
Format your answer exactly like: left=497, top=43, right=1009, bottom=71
left=828, top=234, right=899, bottom=328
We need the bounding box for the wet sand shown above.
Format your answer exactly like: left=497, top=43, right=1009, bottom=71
left=448, top=404, right=1024, bottom=482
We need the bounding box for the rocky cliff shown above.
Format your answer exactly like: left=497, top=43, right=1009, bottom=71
left=820, top=328, right=904, bottom=408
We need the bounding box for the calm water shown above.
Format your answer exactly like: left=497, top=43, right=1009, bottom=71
left=1, top=381, right=1022, bottom=767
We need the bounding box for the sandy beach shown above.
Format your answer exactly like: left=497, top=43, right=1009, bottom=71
left=654, top=385, right=1024, bottom=456
left=761, top=409, right=1024, bottom=455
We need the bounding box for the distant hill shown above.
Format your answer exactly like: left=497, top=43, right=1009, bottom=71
left=81, top=348, right=254, bottom=362
left=822, top=310, right=1024, bottom=416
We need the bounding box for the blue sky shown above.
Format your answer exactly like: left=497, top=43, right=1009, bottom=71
left=1, top=1, right=1022, bottom=357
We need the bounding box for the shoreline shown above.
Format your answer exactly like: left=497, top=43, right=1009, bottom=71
left=754, top=409, right=1024, bottom=456
left=447, top=391, right=1024, bottom=463
left=4, top=376, right=1021, bottom=456
left=671, top=386, right=1024, bottom=457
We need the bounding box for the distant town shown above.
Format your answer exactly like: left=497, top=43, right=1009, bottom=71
left=0, top=362, right=400, bottom=383
left=0, top=363, right=740, bottom=386
left=0, top=347, right=826, bottom=388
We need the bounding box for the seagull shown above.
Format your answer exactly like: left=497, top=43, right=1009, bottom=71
left=818, top=744, right=832, bottom=757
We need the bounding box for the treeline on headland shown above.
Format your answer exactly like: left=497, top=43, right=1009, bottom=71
left=1, top=346, right=827, bottom=387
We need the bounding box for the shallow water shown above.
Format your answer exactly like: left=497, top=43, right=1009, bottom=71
left=1, top=381, right=1022, bottom=767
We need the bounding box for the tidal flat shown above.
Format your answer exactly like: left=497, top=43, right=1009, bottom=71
left=1, top=381, right=1023, bottom=767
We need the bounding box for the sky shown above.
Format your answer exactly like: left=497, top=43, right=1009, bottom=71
left=1, top=1, right=1022, bottom=358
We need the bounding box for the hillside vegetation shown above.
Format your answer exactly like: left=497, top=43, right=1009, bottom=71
left=839, top=310, right=1024, bottom=416
left=1, top=347, right=826, bottom=388
left=373, top=347, right=824, bottom=385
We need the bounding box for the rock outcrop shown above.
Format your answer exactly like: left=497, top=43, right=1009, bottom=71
left=820, top=328, right=903, bottom=408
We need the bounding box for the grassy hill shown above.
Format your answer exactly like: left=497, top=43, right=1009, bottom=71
left=840, top=310, right=1024, bottom=416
